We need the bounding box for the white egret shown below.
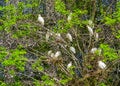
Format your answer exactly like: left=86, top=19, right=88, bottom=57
left=67, top=62, right=72, bottom=69
left=66, top=33, right=73, bottom=42
left=90, top=47, right=102, bottom=55
left=87, top=25, right=94, bottom=36
left=90, top=47, right=97, bottom=54
left=67, top=13, right=72, bottom=22
left=70, top=46, right=76, bottom=54
left=98, top=61, right=106, bottom=69
left=50, top=53, right=55, bottom=58
left=54, top=51, right=61, bottom=58
left=38, top=14, right=44, bottom=25
left=48, top=50, right=52, bottom=56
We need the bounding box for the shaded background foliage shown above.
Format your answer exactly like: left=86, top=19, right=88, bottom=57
left=0, top=0, right=120, bottom=86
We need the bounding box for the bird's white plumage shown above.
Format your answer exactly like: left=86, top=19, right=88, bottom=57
left=67, top=13, right=72, bottom=22
left=54, top=51, right=61, bottom=58
left=50, top=53, right=55, bottom=58
left=70, top=46, right=76, bottom=54
left=66, top=33, right=73, bottom=42
left=38, top=14, right=44, bottom=25
left=90, top=47, right=102, bottom=55
left=67, top=62, right=72, bottom=69
left=98, top=61, right=106, bottom=69
left=48, top=50, right=52, bottom=56
left=90, top=47, right=97, bottom=54
left=87, top=25, right=93, bottom=36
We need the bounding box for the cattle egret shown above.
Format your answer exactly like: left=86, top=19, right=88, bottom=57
left=66, top=33, right=73, bottom=42
left=38, top=14, right=44, bottom=25
left=87, top=25, right=93, bottom=36
left=90, top=47, right=102, bottom=55
left=98, top=61, right=106, bottom=69
left=54, top=51, right=61, bottom=58
left=50, top=53, right=55, bottom=58
left=70, top=46, right=76, bottom=54
left=90, top=47, right=97, bottom=54
left=67, top=62, right=72, bottom=69
left=48, top=50, right=52, bottom=56
left=67, top=13, right=72, bottom=22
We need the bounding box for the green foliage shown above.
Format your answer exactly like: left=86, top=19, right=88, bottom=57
left=0, top=81, right=6, bottom=86
left=103, top=2, right=120, bottom=25
left=41, top=75, right=55, bottom=86
left=8, top=81, right=23, bottom=86
left=100, top=44, right=119, bottom=61
left=32, top=58, right=44, bottom=71
left=0, top=46, right=27, bottom=85
left=33, top=80, right=41, bottom=86
left=0, top=0, right=120, bottom=85
left=115, top=30, right=120, bottom=38
left=2, top=46, right=27, bottom=71
left=55, top=0, right=68, bottom=15
left=104, top=16, right=116, bottom=25
left=114, top=2, right=120, bottom=23
left=60, top=69, right=73, bottom=85
left=0, top=1, right=38, bottom=39
left=99, top=83, right=107, bottom=86
left=0, top=46, right=8, bottom=61
left=54, top=8, right=87, bottom=33
left=60, top=75, right=72, bottom=85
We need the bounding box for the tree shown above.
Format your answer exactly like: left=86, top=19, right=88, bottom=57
left=0, top=0, right=120, bottom=85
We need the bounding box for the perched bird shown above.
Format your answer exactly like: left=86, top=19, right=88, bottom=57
left=66, top=33, right=73, bottom=42
left=67, top=13, right=72, bottom=22
left=70, top=46, right=76, bottom=54
left=50, top=53, right=55, bottom=58
left=90, top=47, right=97, bottom=54
left=54, top=51, right=61, bottom=58
left=90, top=47, right=102, bottom=55
left=67, top=62, right=72, bottom=69
left=48, top=50, right=52, bottom=56
left=38, top=14, right=44, bottom=25
left=98, top=61, right=106, bottom=69
left=87, top=25, right=94, bottom=36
